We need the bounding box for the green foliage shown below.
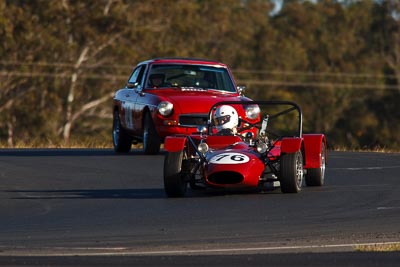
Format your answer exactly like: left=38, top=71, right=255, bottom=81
left=0, top=0, right=399, bottom=149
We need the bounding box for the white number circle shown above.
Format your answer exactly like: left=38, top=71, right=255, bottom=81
left=209, top=153, right=250, bottom=164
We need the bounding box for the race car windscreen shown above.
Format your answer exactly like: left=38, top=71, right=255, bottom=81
left=147, top=64, right=236, bottom=92
left=261, top=104, right=301, bottom=138
left=209, top=101, right=302, bottom=139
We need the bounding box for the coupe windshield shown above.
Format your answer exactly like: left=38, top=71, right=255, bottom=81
left=147, top=64, right=236, bottom=92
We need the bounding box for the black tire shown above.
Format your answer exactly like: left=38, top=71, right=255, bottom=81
left=143, top=112, right=161, bottom=155
left=112, top=110, right=132, bottom=153
left=280, top=151, right=304, bottom=193
left=305, top=143, right=326, bottom=186
left=164, top=150, right=187, bottom=197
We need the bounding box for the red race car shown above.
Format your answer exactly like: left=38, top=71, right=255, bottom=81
left=163, top=101, right=327, bottom=197
left=112, top=58, right=257, bottom=154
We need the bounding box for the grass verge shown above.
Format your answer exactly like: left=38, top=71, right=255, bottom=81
left=354, top=242, right=400, bottom=252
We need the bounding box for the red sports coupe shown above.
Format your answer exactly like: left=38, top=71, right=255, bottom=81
left=112, top=58, right=258, bottom=154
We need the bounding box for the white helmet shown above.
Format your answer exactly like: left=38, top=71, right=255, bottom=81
left=213, top=105, right=239, bottom=132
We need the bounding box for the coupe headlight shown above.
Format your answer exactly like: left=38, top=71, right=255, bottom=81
left=198, top=142, right=209, bottom=154
left=158, top=101, right=173, bottom=116
left=245, top=105, right=260, bottom=120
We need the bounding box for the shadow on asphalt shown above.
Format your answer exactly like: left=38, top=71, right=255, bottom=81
left=5, top=188, right=167, bottom=199
left=0, top=148, right=168, bottom=157
left=5, top=186, right=282, bottom=200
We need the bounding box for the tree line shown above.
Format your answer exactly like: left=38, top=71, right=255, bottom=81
left=0, top=0, right=399, bottom=150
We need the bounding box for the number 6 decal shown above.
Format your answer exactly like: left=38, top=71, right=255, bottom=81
left=210, top=153, right=250, bottom=164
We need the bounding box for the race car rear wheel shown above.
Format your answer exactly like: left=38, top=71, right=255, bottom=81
left=143, top=112, right=161, bottom=155
left=280, top=151, right=304, bottom=193
left=112, top=110, right=132, bottom=153
left=305, top=142, right=326, bottom=186
left=164, top=150, right=187, bottom=197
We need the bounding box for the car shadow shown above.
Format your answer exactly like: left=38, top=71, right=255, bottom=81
left=0, top=149, right=167, bottom=157
left=6, top=188, right=167, bottom=199
left=5, top=187, right=281, bottom=200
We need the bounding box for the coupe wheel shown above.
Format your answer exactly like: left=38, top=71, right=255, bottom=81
left=112, top=110, right=132, bottom=153
left=305, top=142, right=326, bottom=186
left=280, top=151, right=304, bottom=193
left=164, top=150, right=187, bottom=197
left=143, top=112, right=161, bottom=155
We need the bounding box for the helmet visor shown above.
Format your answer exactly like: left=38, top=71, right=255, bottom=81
left=214, top=115, right=231, bottom=126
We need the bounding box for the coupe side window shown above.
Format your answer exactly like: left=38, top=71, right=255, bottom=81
left=127, top=66, right=145, bottom=88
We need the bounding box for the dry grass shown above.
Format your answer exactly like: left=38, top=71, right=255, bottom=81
left=0, top=137, right=151, bottom=150
left=0, top=138, right=112, bottom=149
left=0, top=139, right=398, bottom=152
left=333, top=146, right=400, bottom=153
left=354, top=243, right=400, bottom=252
left=2, top=143, right=396, bottom=152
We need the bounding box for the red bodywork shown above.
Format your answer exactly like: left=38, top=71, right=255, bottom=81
left=303, top=134, right=327, bottom=169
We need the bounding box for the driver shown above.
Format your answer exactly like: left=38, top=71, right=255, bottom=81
left=148, top=73, right=165, bottom=88
left=213, top=105, right=239, bottom=135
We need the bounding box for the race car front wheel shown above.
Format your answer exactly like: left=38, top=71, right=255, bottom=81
left=164, top=150, right=187, bottom=197
left=280, top=151, right=304, bottom=193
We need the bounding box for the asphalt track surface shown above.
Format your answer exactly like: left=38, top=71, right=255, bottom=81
left=0, top=149, right=399, bottom=266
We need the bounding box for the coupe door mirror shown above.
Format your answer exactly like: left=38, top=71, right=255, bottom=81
left=126, top=82, right=138, bottom=89
left=237, top=86, right=246, bottom=96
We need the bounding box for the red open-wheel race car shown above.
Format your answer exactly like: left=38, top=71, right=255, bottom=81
left=163, top=101, right=327, bottom=197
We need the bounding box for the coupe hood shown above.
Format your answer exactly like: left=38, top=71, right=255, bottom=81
left=155, top=89, right=243, bottom=114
